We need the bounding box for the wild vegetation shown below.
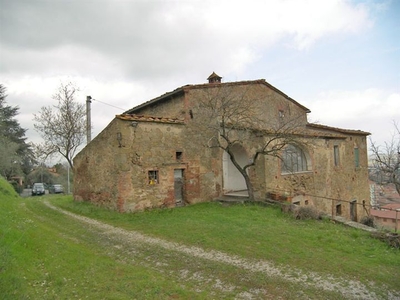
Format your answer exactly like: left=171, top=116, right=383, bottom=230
left=0, top=84, right=35, bottom=183
left=370, top=121, right=400, bottom=195
left=33, top=82, right=86, bottom=170
left=1, top=176, right=399, bottom=299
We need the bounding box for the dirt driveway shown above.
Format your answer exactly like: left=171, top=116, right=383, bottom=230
left=44, top=201, right=398, bottom=300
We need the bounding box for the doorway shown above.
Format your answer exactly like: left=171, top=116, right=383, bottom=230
left=350, top=200, right=357, bottom=221
left=222, top=144, right=248, bottom=194
left=174, top=169, right=184, bottom=206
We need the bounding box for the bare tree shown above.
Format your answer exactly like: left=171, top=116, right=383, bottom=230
left=370, top=122, right=400, bottom=195
left=193, top=85, right=309, bottom=201
left=34, top=82, right=86, bottom=170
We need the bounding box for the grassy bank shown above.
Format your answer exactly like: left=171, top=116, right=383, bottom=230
left=0, top=178, right=200, bottom=299
left=55, top=196, right=400, bottom=291
left=1, top=175, right=399, bottom=299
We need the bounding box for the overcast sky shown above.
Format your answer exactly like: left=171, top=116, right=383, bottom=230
left=1, top=0, right=399, bottom=164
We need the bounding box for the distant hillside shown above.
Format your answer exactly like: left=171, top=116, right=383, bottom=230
left=0, top=176, right=19, bottom=199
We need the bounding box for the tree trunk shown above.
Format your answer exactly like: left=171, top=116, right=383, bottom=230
left=242, top=171, right=255, bottom=201
left=227, top=149, right=255, bottom=201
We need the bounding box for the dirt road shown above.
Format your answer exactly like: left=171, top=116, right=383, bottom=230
left=44, top=201, right=398, bottom=300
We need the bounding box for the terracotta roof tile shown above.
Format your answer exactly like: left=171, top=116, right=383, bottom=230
left=116, top=114, right=185, bottom=124
left=381, top=203, right=400, bottom=210
left=307, top=123, right=370, bottom=136
left=370, top=209, right=398, bottom=219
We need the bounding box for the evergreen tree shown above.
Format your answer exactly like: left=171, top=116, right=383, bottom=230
left=0, top=84, right=35, bottom=180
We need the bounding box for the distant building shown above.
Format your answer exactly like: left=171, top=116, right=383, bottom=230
left=370, top=203, right=400, bottom=231
left=74, top=73, right=371, bottom=222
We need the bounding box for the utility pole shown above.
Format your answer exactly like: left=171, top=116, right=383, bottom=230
left=86, top=96, right=92, bottom=144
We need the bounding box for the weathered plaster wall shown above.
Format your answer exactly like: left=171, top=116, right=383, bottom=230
left=74, top=120, right=121, bottom=210
left=74, top=116, right=224, bottom=212
left=133, top=93, right=186, bottom=119
left=74, top=81, right=370, bottom=221
left=187, top=83, right=309, bottom=129
left=264, top=135, right=370, bottom=221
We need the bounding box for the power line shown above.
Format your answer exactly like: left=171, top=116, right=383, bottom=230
left=91, top=98, right=127, bottom=111
left=267, top=187, right=371, bottom=207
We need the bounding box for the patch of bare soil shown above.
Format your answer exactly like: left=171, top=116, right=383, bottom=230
left=44, top=201, right=399, bottom=300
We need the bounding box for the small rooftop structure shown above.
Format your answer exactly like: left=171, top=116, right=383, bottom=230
left=207, top=72, right=222, bottom=83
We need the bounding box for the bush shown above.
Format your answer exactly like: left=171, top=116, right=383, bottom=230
left=0, top=176, right=19, bottom=198
left=9, top=180, right=23, bottom=194
left=360, top=216, right=375, bottom=228
left=371, top=232, right=400, bottom=249
left=293, top=206, right=322, bottom=220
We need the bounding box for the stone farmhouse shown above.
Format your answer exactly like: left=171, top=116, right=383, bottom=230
left=74, top=73, right=371, bottom=221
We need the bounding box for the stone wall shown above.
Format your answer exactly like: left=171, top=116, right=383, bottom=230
left=74, top=116, right=224, bottom=212
left=74, top=80, right=370, bottom=220
left=264, top=135, right=370, bottom=221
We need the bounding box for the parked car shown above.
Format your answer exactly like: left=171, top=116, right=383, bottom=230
left=49, top=184, right=64, bottom=194
left=31, top=183, right=45, bottom=196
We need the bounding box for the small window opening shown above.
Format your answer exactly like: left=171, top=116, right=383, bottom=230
left=148, top=170, right=159, bottom=185
left=336, top=204, right=342, bottom=216
left=334, top=145, right=340, bottom=166
left=189, top=109, right=193, bottom=119
left=176, top=151, right=183, bottom=160
left=279, top=110, right=285, bottom=119
left=305, top=200, right=309, bottom=205
left=293, top=201, right=300, bottom=205
left=354, top=147, right=360, bottom=168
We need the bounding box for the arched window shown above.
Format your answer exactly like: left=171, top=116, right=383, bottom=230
left=281, top=144, right=309, bottom=173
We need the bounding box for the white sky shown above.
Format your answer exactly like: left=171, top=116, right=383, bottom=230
left=1, top=0, right=399, bottom=164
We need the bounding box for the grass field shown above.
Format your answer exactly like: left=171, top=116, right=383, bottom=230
left=1, top=177, right=399, bottom=299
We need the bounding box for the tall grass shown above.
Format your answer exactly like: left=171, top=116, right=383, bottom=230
left=0, top=177, right=202, bottom=299
left=1, top=175, right=399, bottom=299
left=55, top=197, right=400, bottom=291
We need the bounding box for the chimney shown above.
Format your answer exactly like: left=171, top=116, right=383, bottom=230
left=207, top=72, right=222, bottom=84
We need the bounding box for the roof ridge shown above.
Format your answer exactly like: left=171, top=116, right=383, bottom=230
left=125, top=78, right=311, bottom=114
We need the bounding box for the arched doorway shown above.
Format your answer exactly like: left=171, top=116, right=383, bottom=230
left=222, top=144, right=248, bottom=194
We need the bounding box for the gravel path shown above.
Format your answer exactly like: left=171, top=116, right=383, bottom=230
left=44, top=201, right=397, bottom=300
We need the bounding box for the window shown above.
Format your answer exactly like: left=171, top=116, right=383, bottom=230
left=281, top=144, right=309, bottom=173
left=176, top=151, right=183, bottom=160
left=354, top=147, right=359, bottom=168
left=333, top=145, right=340, bottom=166
left=148, top=170, right=159, bottom=185
left=336, top=204, right=342, bottom=216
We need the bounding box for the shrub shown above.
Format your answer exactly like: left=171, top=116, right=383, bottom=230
left=371, top=232, right=400, bottom=249
left=9, top=180, right=23, bottom=194
left=293, top=206, right=322, bottom=220
left=360, top=216, right=375, bottom=228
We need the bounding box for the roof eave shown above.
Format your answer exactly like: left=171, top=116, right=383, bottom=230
left=307, top=123, right=371, bottom=136
left=124, top=88, right=185, bottom=114
left=124, top=78, right=312, bottom=114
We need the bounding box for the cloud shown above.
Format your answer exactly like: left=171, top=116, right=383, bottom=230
left=307, top=88, right=400, bottom=146
left=1, top=0, right=373, bottom=80
left=1, top=0, right=391, bottom=165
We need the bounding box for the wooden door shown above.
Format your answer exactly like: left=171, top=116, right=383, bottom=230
left=174, top=169, right=184, bottom=206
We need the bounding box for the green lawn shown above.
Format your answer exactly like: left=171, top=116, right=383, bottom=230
left=55, top=196, right=400, bottom=289
left=1, top=176, right=399, bottom=299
